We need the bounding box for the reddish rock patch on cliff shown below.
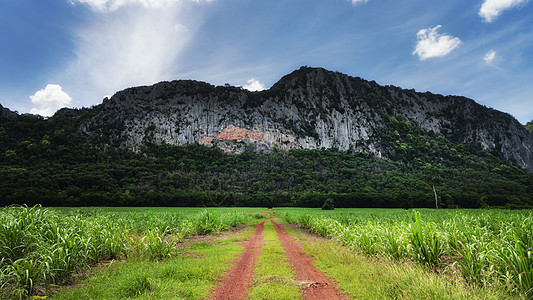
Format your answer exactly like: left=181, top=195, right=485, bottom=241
left=214, top=125, right=263, bottom=141
left=199, top=136, right=214, bottom=145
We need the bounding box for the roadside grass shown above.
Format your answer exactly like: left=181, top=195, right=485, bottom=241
left=53, top=226, right=255, bottom=300
left=247, top=220, right=301, bottom=300
left=286, top=227, right=516, bottom=300
left=278, top=208, right=532, bottom=297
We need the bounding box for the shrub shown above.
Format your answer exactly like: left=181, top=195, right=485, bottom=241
left=321, top=198, right=335, bottom=210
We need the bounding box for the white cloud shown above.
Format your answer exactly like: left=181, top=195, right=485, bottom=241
left=30, top=84, right=72, bottom=117
left=484, top=49, right=497, bottom=64
left=479, top=0, right=529, bottom=23
left=412, top=25, right=462, bottom=60
left=351, top=0, right=368, bottom=5
left=242, top=78, right=266, bottom=92
left=69, top=0, right=214, bottom=12
left=173, top=23, right=189, bottom=33
left=63, top=2, right=208, bottom=105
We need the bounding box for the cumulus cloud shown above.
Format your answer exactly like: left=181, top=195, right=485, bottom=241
left=242, top=78, right=266, bottom=92
left=412, top=25, right=462, bottom=60
left=30, top=84, right=72, bottom=117
left=484, top=49, right=497, bottom=64
left=351, top=0, right=368, bottom=5
left=69, top=0, right=214, bottom=12
left=479, top=0, right=529, bottom=23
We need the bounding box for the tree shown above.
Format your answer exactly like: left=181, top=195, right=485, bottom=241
left=525, top=120, right=533, bottom=133
left=423, top=163, right=441, bottom=209
left=321, top=198, right=335, bottom=210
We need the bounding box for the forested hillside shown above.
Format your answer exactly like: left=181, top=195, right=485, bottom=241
left=1, top=106, right=532, bottom=208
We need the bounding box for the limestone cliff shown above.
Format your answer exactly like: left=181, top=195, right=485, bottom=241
left=79, top=67, right=533, bottom=172
left=0, top=104, right=18, bottom=121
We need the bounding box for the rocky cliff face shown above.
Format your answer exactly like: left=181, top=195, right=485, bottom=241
left=0, top=104, right=18, bottom=121
left=79, top=67, right=533, bottom=172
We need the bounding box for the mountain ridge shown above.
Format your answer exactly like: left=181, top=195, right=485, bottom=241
left=76, top=66, right=533, bottom=172
left=2, top=67, right=533, bottom=208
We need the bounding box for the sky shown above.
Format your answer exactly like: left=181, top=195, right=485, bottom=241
left=0, top=0, right=532, bottom=124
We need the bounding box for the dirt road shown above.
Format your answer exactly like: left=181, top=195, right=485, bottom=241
left=272, top=220, right=347, bottom=299
left=210, top=220, right=265, bottom=300
left=210, top=219, right=346, bottom=299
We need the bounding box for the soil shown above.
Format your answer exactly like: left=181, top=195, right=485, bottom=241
left=272, top=220, right=349, bottom=300
left=210, top=219, right=348, bottom=300
left=209, top=220, right=265, bottom=300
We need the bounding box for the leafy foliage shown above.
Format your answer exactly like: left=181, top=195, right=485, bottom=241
left=321, top=198, right=335, bottom=210
left=525, top=120, right=533, bottom=133
left=1, top=100, right=533, bottom=208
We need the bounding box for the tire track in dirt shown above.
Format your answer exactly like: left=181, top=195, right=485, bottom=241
left=272, top=220, right=348, bottom=300
left=210, top=220, right=265, bottom=300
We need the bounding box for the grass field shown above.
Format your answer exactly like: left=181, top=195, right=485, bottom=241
left=1, top=206, right=531, bottom=299
left=53, top=227, right=256, bottom=300
left=278, top=208, right=533, bottom=299
left=0, top=205, right=263, bottom=298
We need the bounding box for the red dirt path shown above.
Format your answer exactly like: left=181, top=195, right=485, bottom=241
left=272, top=220, right=348, bottom=300
left=209, top=220, right=265, bottom=300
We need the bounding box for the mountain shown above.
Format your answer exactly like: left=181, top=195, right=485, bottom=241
left=0, top=104, right=18, bottom=121
left=1, top=67, right=532, bottom=208
left=82, top=67, right=533, bottom=172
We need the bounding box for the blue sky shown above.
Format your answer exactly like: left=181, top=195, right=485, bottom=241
left=1, top=0, right=532, bottom=124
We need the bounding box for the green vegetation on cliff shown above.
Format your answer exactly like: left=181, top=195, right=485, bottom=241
left=525, top=120, right=533, bottom=133
left=1, top=109, right=532, bottom=208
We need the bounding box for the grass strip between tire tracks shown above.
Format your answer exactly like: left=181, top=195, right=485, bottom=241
left=246, top=220, right=301, bottom=300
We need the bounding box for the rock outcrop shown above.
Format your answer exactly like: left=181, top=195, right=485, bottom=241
left=0, top=104, right=18, bottom=121
left=79, top=67, right=533, bottom=172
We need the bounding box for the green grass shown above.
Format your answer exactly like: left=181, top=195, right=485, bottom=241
left=50, top=206, right=265, bottom=214
left=286, top=227, right=515, bottom=299
left=0, top=205, right=265, bottom=298
left=247, top=220, right=301, bottom=300
left=53, top=226, right=255, bottom=300
left=4, top=206, right=530, bottom=299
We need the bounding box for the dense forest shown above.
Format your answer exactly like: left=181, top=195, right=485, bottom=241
left=1, top=108, right=532, bottom=208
